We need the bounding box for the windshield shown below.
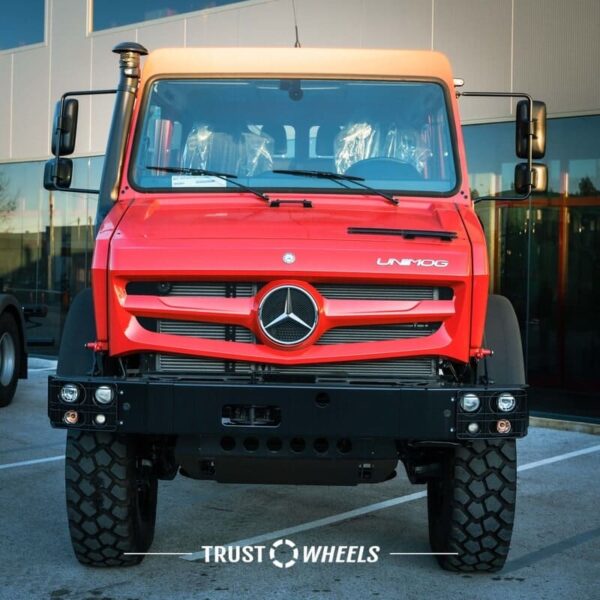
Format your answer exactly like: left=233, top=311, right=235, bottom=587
left=131, top=78, right=458, bottom=195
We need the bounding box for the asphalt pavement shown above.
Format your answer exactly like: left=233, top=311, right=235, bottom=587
left=1, top=363, right=599, bottom=600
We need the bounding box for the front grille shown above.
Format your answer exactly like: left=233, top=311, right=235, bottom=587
left=158, top=320, right=254, bottom=343
left=145, top=320, right=440, bottom=345
left=317, top=323, right=439, bottom=344
left=127, top=281, right=451, bottom=301
left=155, top=356, right=436, bottom=383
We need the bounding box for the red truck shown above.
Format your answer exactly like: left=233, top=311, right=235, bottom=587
left=44, top=44, right=547, bottom=571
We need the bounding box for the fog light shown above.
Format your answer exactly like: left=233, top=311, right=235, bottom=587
left=460, top=393, right=480, bottom=412
left=497, top=419, right=512, bottom=434
left=63, top=410, right=79, bottom=425
left=467, top=422, right=480, bottom=434
left=95, top=386, right=114, bottom=405
left=60, top=384, right=80, bottom=404
left=497, top=393, right=516, bottom=412
left=94, top=414, right=106, bottom=426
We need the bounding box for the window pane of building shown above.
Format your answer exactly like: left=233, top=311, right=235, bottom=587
left=92, top=0, right=242, bottom=31
left=0, top=157, right=102, bottom=355
left=464, top=116, right=600, bottom=422
left=0, top=1, right=45, bottom=51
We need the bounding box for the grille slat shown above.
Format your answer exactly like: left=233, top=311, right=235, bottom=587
left=317, top=324, right=439, bottom=344
left=155, top=356, right=436, bottom=381
left=158, top=320, right=254, bottom=343
left=129, top=282, right=443, bottom=301
left=169, top=283, right=257, bottom=297
left=314, top=284, right=438, bottom=301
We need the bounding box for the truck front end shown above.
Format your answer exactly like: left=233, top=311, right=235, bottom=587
left=47, top=46, right=533, bottom=571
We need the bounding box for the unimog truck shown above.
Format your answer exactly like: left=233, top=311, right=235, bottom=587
left=44, top=43, right=547, bottom=571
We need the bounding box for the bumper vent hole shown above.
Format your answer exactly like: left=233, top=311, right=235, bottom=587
left=221, top=436, right=236, bottom=451
left=290, top=437, right=306, bottom=453
left=266, top=437, right=283, bottom=452
left=314, top=438, right=329, bottom=454
left=243, top=437, right=259, bottom=452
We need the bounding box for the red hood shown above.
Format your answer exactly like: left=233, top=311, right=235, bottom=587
left=93, top=194, right=484, bottom=365
left=114, top=194, right=466, bottom=243
left=108, top=195, right=472, bottom=282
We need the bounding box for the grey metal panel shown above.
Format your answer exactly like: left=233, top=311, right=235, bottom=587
left=50, top=0, right=93, bottom=155
left=12, top=47, right=50, bottom=160
left=294, top=0, right=367, bottom=47
left=0, top=55, right=12, bottom=158
left=185, top=9, right=240, bottom=47
left=136, top=19, right=186, bottom=51
left=513, top=0, right=600, bottom=117
left=357, top=0, right=433, bottom=50
left=434, top=0, right=513, bottom=123
left=237, top=1, right=297, bottom=46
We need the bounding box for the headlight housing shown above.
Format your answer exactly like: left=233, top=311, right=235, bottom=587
left=60, top=384, right=80, bottom=404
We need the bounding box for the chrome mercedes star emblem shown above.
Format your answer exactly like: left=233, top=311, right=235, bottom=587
left=258, top=286, right=318, bottom=345
left=282, top=252, right=296, bottom=264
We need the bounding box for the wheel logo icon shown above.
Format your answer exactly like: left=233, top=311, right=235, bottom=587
left=269, top=538, right=299, bottom=568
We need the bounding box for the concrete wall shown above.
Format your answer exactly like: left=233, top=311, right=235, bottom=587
left=0, top=0, right=598, bottom=161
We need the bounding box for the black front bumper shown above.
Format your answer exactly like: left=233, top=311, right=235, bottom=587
left=48, top=376, right=528, bottom=442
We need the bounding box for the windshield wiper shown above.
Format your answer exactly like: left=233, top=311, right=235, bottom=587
left=272, top=169, right=399, bottom=206
left=145, top=165, right=270, bottom=202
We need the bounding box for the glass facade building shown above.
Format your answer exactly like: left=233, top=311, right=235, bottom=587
left=0, top=115, right=598, bottom=421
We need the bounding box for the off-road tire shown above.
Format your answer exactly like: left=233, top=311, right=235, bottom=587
left=427, top=439, right=517, bottom=572
left=65, top=430, right=158, bottom=567
left=0, top=312, right=21, bottom=407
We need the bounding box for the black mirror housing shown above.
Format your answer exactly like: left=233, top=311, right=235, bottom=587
left=514, top=162, right=548, bottom=195
left=43, top=158, right=73, bottom=190
left=516, top=100, right=546, bottom=159
left=51, top=98, right=79, bottom=156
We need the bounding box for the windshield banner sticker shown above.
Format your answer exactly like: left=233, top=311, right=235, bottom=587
left=172, top=175, right=227, bottom=188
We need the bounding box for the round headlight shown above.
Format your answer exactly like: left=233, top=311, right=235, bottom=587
left=95, top=386, right=114, bottom=405
left=497, top=393, right=516, bottom=412
left=60, top=384, right=80, bottom=404
left=94, top=414, right=107, bottom=426
left=467, top=422, right=480, bottom=434
left=460, top=393, right=480, bottom=413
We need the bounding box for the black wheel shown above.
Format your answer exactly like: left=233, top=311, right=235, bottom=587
left=0, top=312, right=21, bottom=407
left=65, top=430, right=158, bottom=567
left=427, top=439, right=517, bottom=572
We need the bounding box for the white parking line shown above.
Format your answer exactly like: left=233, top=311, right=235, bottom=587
left=182, top=443, right=600, bottom=561
left=0, top=455, right=64, bottom=471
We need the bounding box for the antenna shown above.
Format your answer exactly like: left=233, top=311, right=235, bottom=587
left=291, top=0, right=301, bottom=48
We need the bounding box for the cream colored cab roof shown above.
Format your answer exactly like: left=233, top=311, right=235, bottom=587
left=140, top=47, right=454, bottom=87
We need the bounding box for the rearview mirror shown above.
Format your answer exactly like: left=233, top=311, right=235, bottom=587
left=43, top=158, right=73, bottom=190
left=51, top=98, right=79, bottom=156
left=516, top=100, right=546, bottom=159
left=514, top=162, right=548, bottom=195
